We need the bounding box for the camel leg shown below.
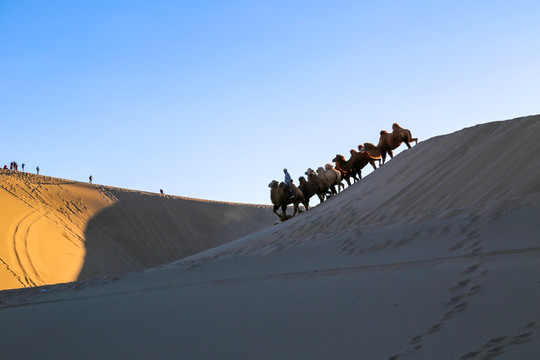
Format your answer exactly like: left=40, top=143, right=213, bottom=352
left=330, top=185, right=337, bottom=196
left=273, top=205, right=282, bottom=220
left=388, top=150, right=394, bottom=159
left=292, top=202, right=299, bottom=216
left=404, top=141, right=411, bottom=149
left=297, top=199, right=304, bottom=213
left=406, top=131, right=418, bottom=145
left=370, top=160, right=377, bottom=171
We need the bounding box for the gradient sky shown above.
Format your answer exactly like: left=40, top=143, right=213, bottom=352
left=1, top=1, right=539, bottom=205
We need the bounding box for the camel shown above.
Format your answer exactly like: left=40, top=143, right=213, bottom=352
left=299, top=174, right=321, bottom=208
left=316, top=165, right=342, bottom=196
left=333, top=166, right=350, bottom=187
left=359, top=143, right=382, bottom=167
left=268, top=180, right=307, bottom=221
left=332, top=154, right=359, bottom=186
left=305, top=168, right=330, bottom=202
left=377, top=123, right=418, bottom=164
left=332, top=148, right=376, bottom=183
left=325, top=163, right=344, bottom=193
left=349, top=148, right=378, bottom=179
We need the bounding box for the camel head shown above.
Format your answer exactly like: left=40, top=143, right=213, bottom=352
left=305, top=168, right=316, bottom=176
left=316, top=166, right=325, bottom=174
left=268, top=180, right=279, bottom=188
left=358, top=144, right=365, bottom=152
left=332, top=154, right=346, bottom=163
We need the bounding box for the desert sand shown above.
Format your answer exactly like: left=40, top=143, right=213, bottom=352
left=0, top=174, right=275, bottom=290
left=1, top=115, right=539, bottom=359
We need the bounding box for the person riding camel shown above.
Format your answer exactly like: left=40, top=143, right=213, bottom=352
left=283, top=168, right=295, bottom=199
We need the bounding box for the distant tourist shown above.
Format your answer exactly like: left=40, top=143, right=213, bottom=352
left=36, top=166, right=40, bottom=175
left=160, top=189, right=164, bottom=195
left=89, top=175, right=93, bottom=184
left=22, top=163, right=25, bottom=172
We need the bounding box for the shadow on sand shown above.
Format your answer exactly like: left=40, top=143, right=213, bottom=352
left=77, top=191, right=275, bottom=281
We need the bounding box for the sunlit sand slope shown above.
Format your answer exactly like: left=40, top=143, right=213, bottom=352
left=0, top=172, right=274, bottom=290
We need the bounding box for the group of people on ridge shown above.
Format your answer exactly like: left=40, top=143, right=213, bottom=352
left=3, top=161, right=36, bottom=173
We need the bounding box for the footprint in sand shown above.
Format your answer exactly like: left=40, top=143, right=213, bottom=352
left=507, top=332, right=533, bottom=345
left=459, top=322, right=540, bottom=359
left=461, top=263, right=481, bottom=275
left=426, top=323, right=444, bottom=334
left=467, top=284, right=483, bottom=296
left=407, top=334, right=423, bottom=345
left=450, top=278, right=473, bottom=291
left=445, top=294, right=464, bottom=307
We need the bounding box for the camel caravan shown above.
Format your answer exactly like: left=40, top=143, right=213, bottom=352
left=269, top=123, right=418, bottom=221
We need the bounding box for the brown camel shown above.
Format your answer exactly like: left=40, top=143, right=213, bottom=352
left=377, top=123, right=418, bottom=164
left=332, top=154, right=359, bottom=186
left=359, top=142, right=382, bottom=167
left=332, top=149, right=378, bottom=183
left=334, top=166, right=351, bottom=187
left=305, top=168, right=330, bottom=203
left=299, top=174, right=320, bottom=208
left=268, top=180, right=307, bottom=221
left=349, top=148, right=378, bottom=179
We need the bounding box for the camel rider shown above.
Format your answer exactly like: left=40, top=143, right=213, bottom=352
left=283, top=168, right=295, bottom=199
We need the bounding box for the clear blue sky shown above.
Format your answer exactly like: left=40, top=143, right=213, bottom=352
left=1, top=1, right=539, bottom=205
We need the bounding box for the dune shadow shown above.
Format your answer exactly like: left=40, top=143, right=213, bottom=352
left=77, top=191, right=275, bottom=281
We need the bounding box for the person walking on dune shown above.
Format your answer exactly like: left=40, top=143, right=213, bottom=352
left=89, top=175, right=93, bottom=184
left=36, top=166, right=40, bottom=175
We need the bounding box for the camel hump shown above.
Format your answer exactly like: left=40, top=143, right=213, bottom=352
left=364, top=142, right=377, bottom=149
left=392, top=123, right=403, bottom=131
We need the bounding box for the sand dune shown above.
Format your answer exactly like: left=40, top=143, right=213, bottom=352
left=1, top=115, right=539, bottom=359
left=0, top=172, right=275, bottom=290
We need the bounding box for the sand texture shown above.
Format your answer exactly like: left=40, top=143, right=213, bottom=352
left=0, top=174, right=275, bottom=290
left=1, top=115, right=539, bottom=359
